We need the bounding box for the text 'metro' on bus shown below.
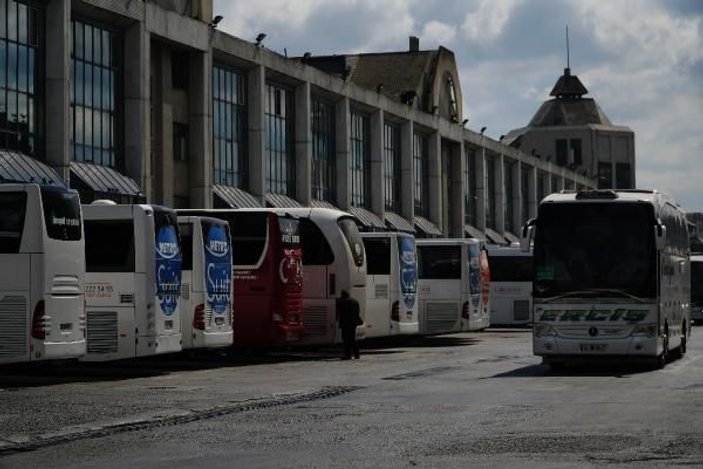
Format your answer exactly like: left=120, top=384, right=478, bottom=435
left=691, top=254, right=703, bottom=325
left=522, top=189, right=691, bottom=368
left=486, top=244, right=533, bottom=326
left=361, top=232, right=419, bottom=338
left=177, top=209, right=303, bottom=347
left=178, top=216, right=233, bottom=349
left=82, top=202, right=183, bottom=361
left=416, top=238, right=486, bottom=335
left=0, top=183, right=86, bottom=365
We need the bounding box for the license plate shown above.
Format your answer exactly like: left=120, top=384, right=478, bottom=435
left=215, top=317, right=224, bottom=326
left=579, top=343, right=607, bottom=353
left=60, top=323, right=73, bottom=332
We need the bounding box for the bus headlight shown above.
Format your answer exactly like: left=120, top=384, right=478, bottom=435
left=534, top=324, right=557, bottom=337
left=631, top=324, right=656, bottom=338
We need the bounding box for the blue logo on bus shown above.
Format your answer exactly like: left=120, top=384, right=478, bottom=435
left=204, top=224, right=232, bottom=315
left=398, top=236, right=417, bottom=309
left=156, top=225, right=182, bottom=316
left=469, top=245, right=480, bottom=308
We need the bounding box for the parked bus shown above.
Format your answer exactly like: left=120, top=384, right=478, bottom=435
left=416, top=238, right=486, bottom=335
left=361, top=232, right=419, bottom=338
left=691, top=254, right=703, bottom=325
left=177, top=209, right=303, bottom=347
left=522, top=189, right=691, bottom=368
left=178, top=216, right=233, bottom=349
left=0, top=183, right=86, bottom=364
left=486, top=245, right=533, bottom=326
left=82, top=202, right=183, bottom=361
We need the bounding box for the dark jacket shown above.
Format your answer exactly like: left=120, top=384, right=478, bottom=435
left=337, top=295, right=362, bottom=330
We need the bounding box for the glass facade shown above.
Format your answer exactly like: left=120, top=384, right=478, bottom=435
left=383, top=122, right=400, bottom=211
left=616, top=162, right=631, bottom=189
left=413, top=132, right=429, bottom=216
left=265, top=82, right=294, bottom=195
left=70, top=20, right=119, bottom=167
left=485, top=155, right=495, bottom=229
left=213, top=64, right=246, bottom=187
left=465, top=147, right=477, bottom=226
left=0, top=0, right=40, bottom=156
left=350, top=110, right=369, bottom=207
left=311, top=95, right=335, bottom=202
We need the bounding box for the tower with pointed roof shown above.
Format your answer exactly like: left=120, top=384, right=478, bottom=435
left=504, top=66, right=636, bottom=189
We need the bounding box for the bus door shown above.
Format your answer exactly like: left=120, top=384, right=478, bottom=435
left=300, top=218, right=337, bottom=345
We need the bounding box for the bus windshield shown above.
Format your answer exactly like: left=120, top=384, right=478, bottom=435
left=692, top=260, right=703, bottom=305
left=41, top=187, right=82, bottom=241
left=364, top=237, right=391, bottom=275
left=533, top=202, right=656, bottom=298
left=489, top=256, right=533, bottom=282
left=338, top=217, right=364, bottom=267
left=418, top=245, right=461, bottom=279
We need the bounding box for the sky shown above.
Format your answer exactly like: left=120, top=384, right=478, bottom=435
left=213, top=0, right=703, bottom=212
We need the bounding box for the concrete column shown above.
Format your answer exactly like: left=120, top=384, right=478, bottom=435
left=450, top=141, right=465, bottom=237
left=124, top=21, right=151, bottom=201
left=247, top=65, right=265, bottom=202
left=544, top=169, right=553, bottom=196
left=475, top=148, right=486, bottom=230
left=45, top=0, right=70, bottom=182
left=511, top=161, right=521, bottom=235
left=188, top=50, right=212, bottom=208
left=494, top=153, right=505, bottom=233
left=428, top=131, right=442, bottom=228
left=369, top=109, right=384, bottom=216
left=335, top=97, right=351, bottom=210
left=153, top=45, right=173, bottom=206
left=294, top=82, right=311, bottom=205
left=528, top=165, right=538, bottom=219
left=400, top=120, right=414, bottom=222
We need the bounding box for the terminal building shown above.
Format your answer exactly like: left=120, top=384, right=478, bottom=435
left=1, top=0, right=635, bottom=243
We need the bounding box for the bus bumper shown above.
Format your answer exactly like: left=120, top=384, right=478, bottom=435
left=534, top=336, right=659, bottom=357
left=277, top=323, right=304, bottom=343
left=41, top=338, right=86, bottom=360
left=193, top=330, right=233, bottom=349
left=156, top=332, right=183, bottom=354
left=395, top=320, right=420, bottom=336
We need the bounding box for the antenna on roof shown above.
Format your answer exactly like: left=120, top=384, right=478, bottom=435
left=565, top=25, right=570, bottom=70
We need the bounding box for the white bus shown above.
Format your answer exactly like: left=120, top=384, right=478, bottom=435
left=282, top=208, right=367, bottom=345
left=522, top=189, right=691, bottom=368
left=178, top=216, right=233, bottom=349
left=691, top=254, right=703, bottom=325
left=361, top=232, right=419, bottom=338
left=0, top=184, right=86, bottom=364
left=416, top=238, right=486, bottom=335
left=486, top=245, right=533, bottom=326
left=82, top=202, right=183, bottom=361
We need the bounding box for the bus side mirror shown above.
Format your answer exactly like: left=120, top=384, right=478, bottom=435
left=655, top=223, right=667, bottom=251
left=520, top=218, right=536, bottom=252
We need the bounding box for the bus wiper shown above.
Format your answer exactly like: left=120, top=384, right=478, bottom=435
left=542, top=289, right=647, bottom=304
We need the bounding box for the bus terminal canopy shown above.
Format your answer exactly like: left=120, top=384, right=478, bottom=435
left=265, top=193, right=303, bottom=208
left=349, top=206, right=386, bottom=231
left=213, top=185, right=263, bottom=208
left=0, top=150, right=64, bottom=186
left=414, top=215, right=443, bottom=237
left=384, top=211, right=415, bottom=233
left=464, top=224, right=486, bottom=241
left=69, top=161, right=143, bottom=204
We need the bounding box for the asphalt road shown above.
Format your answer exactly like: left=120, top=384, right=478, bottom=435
left=1, top=327, right=702, bottom=468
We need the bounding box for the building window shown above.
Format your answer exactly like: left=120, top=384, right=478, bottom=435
left=0, top=0, right=41, bottom=156
left=616, top=162, right=631, bottom=189
left=413, top=132, right=429, bottom=216
left=555, top=139, right=567, bottom=167
left=265, top=82, right=294, bottom=196
left=213, top=64, right=246, bottom=187
left=70, top=20, right=119, bottom=168
left=173, top=122, right=188, bottom=162
left=171, top=52, right=188, bottom=91
left=465, top=147, right=477, bottom=226
left=350, top=110, right=369, bottom=207
left=598, top=161, right=612, bottom=189
left=383, top=122, right=400, bottom=211
left=311, top=95, right=335, bottom=202
left=570, top=139, right=582, bottom=165
left=504, top=160, right=514, bottom=233
left=537, top=171, right=547, bottom=201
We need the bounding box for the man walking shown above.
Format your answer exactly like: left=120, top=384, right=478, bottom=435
left=336, top=290, right=362, bottom=359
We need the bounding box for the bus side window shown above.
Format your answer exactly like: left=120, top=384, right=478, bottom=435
left=363, top=238, right=390, bottom=275
left=231, top=213, right=267, bottom=266
left=0, top=192, right=27, bottom=254
left=300, top=219, right=333, bottom=266
left=85, top=220, right=135, bottom=272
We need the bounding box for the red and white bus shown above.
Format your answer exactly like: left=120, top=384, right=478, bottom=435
left=178, top=209, right=303, bottom=347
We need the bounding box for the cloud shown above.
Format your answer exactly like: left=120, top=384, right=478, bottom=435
left=461, top=0, right=523, bottom=44
left=421, top=20, right=457, bottom=47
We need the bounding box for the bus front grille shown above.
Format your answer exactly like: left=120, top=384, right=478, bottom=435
left=374, top=284, right=389, bottom=299
left=425, top=302, right=459, bottom=335
left=302, top=305, right=328, bottom=338
left=86, top=311, right=118, bottom=354
left=0, top=295, right=27, bottom=358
